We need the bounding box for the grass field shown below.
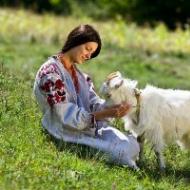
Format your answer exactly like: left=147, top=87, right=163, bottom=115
left=1, top=8, right=190, bottom=189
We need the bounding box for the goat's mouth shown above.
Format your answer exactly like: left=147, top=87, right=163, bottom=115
left=105, top=93, right=111, bottom=99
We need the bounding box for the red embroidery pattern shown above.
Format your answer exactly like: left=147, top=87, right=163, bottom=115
left=40, top=78, right=66, bottom=106
left=57, top=55, right=80, bottom=94
left=70, top=65, right=79, bottom=93
left=38, top=64, right=59, bottom=79
left=86, top=75, right=95, bottom=91
left=86, top=76, right=92, bottom=85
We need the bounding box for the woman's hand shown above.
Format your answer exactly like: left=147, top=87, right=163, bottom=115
left=106, top=103, right=131, bottom=118
left=92, top=102, right=131, bottom=120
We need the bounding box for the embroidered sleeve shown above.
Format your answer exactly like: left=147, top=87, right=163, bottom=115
left=40, top=76, right=66, bottom=106
left=84, top=73, right=106, bottom=112
left=38, top=63, right=66, bottom=106
left=38, top=65, right=95, bottom=130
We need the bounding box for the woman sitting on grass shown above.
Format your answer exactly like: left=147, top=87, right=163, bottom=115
left=33, top=24, right=140, bottom=169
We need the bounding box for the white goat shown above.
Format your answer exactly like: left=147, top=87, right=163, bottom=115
left=100, top=71, right=190, bottom=171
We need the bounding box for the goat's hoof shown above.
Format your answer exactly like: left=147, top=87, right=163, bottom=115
left=136, top=158, right=145, bottom=167
left=159, top=167, right=166, bottom=174
left=183, top=177, right=190, bottom=184
left=133, top=165, right=140, bottom=171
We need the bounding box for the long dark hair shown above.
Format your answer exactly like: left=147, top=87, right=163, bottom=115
left=61, top=24, right=101, bottom=59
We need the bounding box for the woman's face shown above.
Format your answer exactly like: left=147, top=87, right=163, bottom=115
left=70, top=42, right=98, bottom=64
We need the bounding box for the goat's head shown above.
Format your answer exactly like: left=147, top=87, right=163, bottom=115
left=100, top=71, right=138, bottom=105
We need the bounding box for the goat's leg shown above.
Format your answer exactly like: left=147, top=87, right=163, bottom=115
left=154, top=147, right=165, bottom=172
left=137, top=134, right=145, bottom=161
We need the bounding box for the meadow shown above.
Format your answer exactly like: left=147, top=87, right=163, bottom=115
left=0, top=8, right=190, bottom=189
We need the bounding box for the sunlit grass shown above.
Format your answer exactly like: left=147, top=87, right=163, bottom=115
left=1, top=8, right=190, bottom=189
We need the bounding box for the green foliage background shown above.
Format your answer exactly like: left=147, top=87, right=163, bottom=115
left=1, top=0, right=190, bottom=28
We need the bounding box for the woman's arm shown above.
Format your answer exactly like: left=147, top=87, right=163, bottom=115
left=38, top=69, right=95, bottom=130
left=83, top=73, right=131, bottom=120
left=92, top=103, right=131, bottom=121
left=84, top=73, right=106, bottom=112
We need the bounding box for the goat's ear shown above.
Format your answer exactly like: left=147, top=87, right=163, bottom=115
left=131, top=80, right=138, bottom=88
left=114, top=80, right=124, bottom=89
left=129, top=80, right=138, bottom=89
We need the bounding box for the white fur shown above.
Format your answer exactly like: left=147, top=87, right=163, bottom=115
left=100, top=72, right=190, bottom=170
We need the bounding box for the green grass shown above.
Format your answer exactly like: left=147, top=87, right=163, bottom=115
left=1, top=8, right=190, bottom=189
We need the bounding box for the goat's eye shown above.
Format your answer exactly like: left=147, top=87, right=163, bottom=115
left=115, top=84, right=120, bottom=89
left=106, top=81, right=110, bottom=86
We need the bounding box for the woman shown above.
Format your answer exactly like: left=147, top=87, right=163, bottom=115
left=33, top=24, right=139, bottom=169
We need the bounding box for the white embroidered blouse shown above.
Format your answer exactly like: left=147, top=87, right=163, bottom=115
left=33, top=56, right=105, bottom=140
